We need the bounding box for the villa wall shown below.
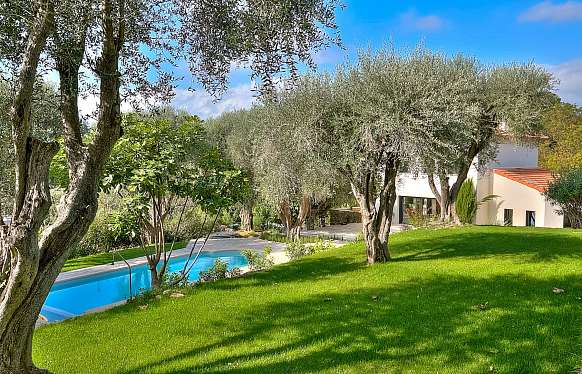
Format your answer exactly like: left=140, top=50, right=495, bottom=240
left=392, top=139, right=564, bottom=228
left=489, top=173, right=563, bottom=227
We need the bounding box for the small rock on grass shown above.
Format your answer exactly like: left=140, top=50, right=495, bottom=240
left=170, top=292, right=185, bottom=298
left=155, top=295, right=162, bottom=300
left=138, top=304, right=149, bottom=310
left=552, top=287, right=565, bottom=294
left=473, top=302, right=489, bottom=311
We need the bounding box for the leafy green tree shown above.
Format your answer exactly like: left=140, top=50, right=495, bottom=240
left=206, top=109, right=259, bottom=231
left=103, top=114, right=247, bottom=287
left=545, top=169, right=582, bottom=229
left=208, top=105, right=341, bottom=240
left=0, top=0, right=340, bottom=369
left=540, top=102, right=582, bottom=172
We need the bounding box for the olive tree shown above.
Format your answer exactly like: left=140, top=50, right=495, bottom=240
left=0, top=81, right=61, bottom=216
left=424, top=63, right=554, bottom=221
left=0, top=0, right=340, bottom=371
left=206, top=109, right=259, bottom=232
left=253, top=98, right=339, bottom=240
left=292, top=48, right=482, bottom=263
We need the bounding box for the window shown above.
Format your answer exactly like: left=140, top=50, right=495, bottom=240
left=526, top=211, right=536, bottom=227
left=504, top=209, right=513, bottom=226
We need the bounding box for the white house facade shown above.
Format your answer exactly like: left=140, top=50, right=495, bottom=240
left=392, top=139, right=565, bottom=228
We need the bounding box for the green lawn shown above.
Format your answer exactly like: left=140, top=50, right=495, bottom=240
left=34, top=226, right=582, bottom=373
left=62, top=241, right=187, bottom=272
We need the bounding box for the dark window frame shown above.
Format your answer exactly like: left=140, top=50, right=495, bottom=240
left=504, top=209, right=513, bottom=226
left=525, top=210, right=536, bottom=227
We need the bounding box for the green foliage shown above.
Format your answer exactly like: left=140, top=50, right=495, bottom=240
left=540, top=102, right=582, bottom=172
left=70, top=208, right=141, bottom=258
left=455, top=179, right=478, bottom=224
left=102, top=113, right=205, bottom=197
left=286, top=241, right=311, bottom=260
left=310, top=239, right=335, bottom=253
left=405, top=208, right=437, bottom=228
left=198, top=259, right=240, bottom=282
left=241, top=246, right=274, bottom=271
left=545, top=168, right=582, bottom=228
left=49, top=146, right=69, bottom=189
left=252, top=203, right=279, bottom=230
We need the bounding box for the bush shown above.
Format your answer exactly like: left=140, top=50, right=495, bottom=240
left=70, top=209, right=141, bottom=258
left=286, top=241, right=311, bottom=260
left=455, top=179, right=478, bottom=224
left=198, top=259, right=240, bottom=282
left=310, top=239, right=335, bottom=253
left=545, top=168, right=582, bottom=228
left=405, top=208, right=435, bottom=227
left=241, top=246, right=274, bottom=271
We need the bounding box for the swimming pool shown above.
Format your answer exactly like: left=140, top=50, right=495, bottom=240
left=41, top=251, right=247, bottom=322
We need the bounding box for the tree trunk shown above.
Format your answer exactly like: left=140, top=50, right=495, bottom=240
left=0, top=1, right=125, bottom=371
left=361, top=213, right=389, bottom=263
left=239, top=205, right=253, bottom=231
left=438, top=172, right=451, bottom=221
left=0, top=296, right=47, bottom=373
left=350, top=155, right=399, bottom=264
left=150, top=266, right=160, bottom=289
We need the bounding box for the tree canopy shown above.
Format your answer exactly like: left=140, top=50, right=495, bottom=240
left=0, top=0, right=342, bottom=371
left=540, top=102, right=582, bottom=172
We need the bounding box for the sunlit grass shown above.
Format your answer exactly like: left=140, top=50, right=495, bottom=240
left=35, top=226, right=582, bottom=373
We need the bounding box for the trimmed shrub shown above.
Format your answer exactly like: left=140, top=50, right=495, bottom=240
left=456, top=179, right=477, bottom=224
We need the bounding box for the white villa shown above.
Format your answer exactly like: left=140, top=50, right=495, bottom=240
left=392, top=137, right=566, bottom=228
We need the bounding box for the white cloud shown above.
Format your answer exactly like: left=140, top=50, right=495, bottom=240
left=400, top=10, right=445, bottom=31
left=519, top=1, right=582, bottom=22
left=546, top=59, right=582, bottom=105
left=171, top=83, right=256, bottom=119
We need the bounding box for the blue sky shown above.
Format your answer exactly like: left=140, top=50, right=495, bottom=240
left=172, top=1, right=582, bottom=118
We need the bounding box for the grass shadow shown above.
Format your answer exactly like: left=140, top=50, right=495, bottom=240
left=120, top=273, right=582, bottom=373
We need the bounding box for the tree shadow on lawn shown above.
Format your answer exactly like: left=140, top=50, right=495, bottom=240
left=208, top=253, right=367, bottom=292
left=121, top=273, right=582, bottom=373
left=393, top=227, right=582, bottom=263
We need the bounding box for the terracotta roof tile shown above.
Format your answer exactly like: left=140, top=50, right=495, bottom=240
left=493, top=168, right=557, bottom=193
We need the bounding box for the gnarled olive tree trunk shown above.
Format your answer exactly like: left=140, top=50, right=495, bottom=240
left=350, top=156, right=399, bottom=264
left=0, top=1, right=124, bottom=372
left=278, top=196, right=311, bottom=241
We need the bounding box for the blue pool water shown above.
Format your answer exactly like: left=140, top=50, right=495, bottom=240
left=41, top=251, right=247, bottom=322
